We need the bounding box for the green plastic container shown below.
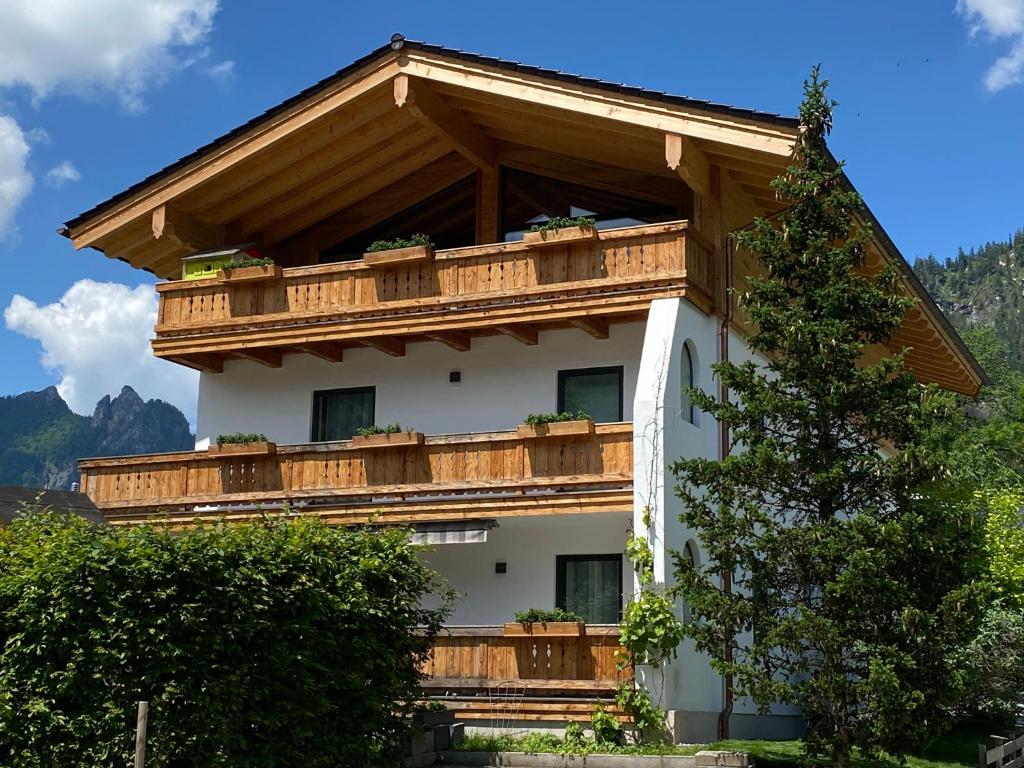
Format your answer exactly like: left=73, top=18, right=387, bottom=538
left=180, top=250, right=237, bottom=281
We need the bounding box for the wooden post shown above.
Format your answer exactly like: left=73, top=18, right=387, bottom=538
left=135, top=701, right=149, bottom=768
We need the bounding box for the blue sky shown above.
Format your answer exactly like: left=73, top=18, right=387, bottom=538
left=1, top=0, right=1022, bottom=422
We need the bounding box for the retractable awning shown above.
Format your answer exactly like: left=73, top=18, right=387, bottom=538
left=411, top=519, right=497, bottom=545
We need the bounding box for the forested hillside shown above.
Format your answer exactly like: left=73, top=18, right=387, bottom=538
left=914, top=229, right=1024, bottom=369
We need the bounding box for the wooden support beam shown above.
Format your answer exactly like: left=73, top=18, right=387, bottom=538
left=293, top=342, right=345, bottom=363
left=235, top=348, right=283, bottom=368
left=166, top=353, right=223, bottom=373
left=569, top=316, right=609, bottom=339
left=394, top=74, right=495, bottom=171
left=151, top=204, right=221, bottom=252
left=497, top=324, right=539, bottom=345
left=426, top=331, right=472, bottom=352
left=364, top=337, right=406, bottom=357
left=665, top=133, right=711, bottom=197
left=475, top=167, right=500, bottom=244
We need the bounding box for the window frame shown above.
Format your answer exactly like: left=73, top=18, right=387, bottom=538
left=555, top=553, right=624, bottom=624
left=556, top=365, right=624, bottom=423
left=310, top=386, right=376, bottom=442
left=681, top=342, right=696, bottom=425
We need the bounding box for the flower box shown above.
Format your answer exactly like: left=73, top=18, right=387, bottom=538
left=207, top=441, right=276, bottom=457
left=363, top=244, right=434, bottom=267
left=503, top=621, right=586, bottom=637
left=523, top=225, right=598, bottom=249
left=217, top=264, right=282, bottom=283
left=516, top=420, right=595, bottom=439
left=350, top=431, right=425, bottom=449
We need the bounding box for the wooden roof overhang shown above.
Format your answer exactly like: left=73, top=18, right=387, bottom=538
left=60, top=37, right=982, bottom=396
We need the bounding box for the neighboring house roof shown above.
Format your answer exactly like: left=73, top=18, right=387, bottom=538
left=63, top=35, right=798, bottom=231
left=0, top=485, right=105, bottom=526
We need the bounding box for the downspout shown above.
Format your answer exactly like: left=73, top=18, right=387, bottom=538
left=717, top=233, right=735, bottom=740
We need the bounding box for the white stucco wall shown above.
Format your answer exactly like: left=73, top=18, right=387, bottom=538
left=420, top=513, right=630, bottom=625
left=194, top=324, right=644, bottom=447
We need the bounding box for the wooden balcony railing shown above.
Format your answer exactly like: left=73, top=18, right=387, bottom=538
left=79, top=423, right=633, bottom=525
left=421, top=625, right=631, bottom=721
left=152, top=221, right=715, bottom=371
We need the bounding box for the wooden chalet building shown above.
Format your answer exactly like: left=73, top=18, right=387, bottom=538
left=63, top=36, right=983, bottom=741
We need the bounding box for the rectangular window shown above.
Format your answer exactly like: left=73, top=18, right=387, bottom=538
left=556, top=554, right=623, bottom=624
left=557, top=366, right=624, bottom=423
left=311, top=387, right=375, bottom=441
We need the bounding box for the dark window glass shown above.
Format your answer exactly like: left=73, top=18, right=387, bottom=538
left=311, top=387, right=375, bottom=441
left=501, top=167, right=679, bottom=242
left=558, top=366, right=623, bottom=423
left=556, top=554, right=623, bottom=624
left=681, top=343, right=695, bottom=424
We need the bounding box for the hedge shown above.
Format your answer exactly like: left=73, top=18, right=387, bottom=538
left=0, top=510, right=451, bottom=768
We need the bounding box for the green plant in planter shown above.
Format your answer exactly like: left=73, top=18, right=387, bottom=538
left=513, top=607, right=583, bottom=624
left=216, top=432, right=268, bottom=446
left=222, top=256, right=274, bottom=270
left=355, top=424, right=404, bottom=437
left=523, top=411, right=590, bottom=426
left=527, top=216, right=596, bottom=233
left=365, top=234, right=433, bottom=252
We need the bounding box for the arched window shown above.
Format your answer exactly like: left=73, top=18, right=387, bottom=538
left=681, top=539, right=700, bottom=624
left=681, top=341, right=697, bottom=425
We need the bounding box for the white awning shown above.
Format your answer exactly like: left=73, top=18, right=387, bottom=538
left=411, top=520, right=497, bottom=545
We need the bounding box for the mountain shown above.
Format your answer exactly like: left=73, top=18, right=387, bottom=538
left=0, top=386, right=193, bottom=490
left=913, top=229, right=1024, bottom=370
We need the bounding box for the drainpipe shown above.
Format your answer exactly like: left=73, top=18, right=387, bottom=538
left=717, top=233, right=735, bottom=740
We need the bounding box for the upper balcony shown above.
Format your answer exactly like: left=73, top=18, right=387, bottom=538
left=152, top=221, right=714, bottom=372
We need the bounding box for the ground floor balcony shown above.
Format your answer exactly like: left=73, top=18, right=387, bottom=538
left=421, top=624, right=631, bottom=722
left=78, top=423, right=633, bottom=525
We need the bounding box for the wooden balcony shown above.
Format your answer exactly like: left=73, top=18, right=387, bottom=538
left=421, top=625, right=631, bottom=722
left=152, top=221, right=715, bottom=372
left=78, top=423, right=633, bottom=525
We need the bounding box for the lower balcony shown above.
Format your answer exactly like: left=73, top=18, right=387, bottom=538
left=78, top=423, right=633, bottom=525
left=421, top=625, right=631, bottom=722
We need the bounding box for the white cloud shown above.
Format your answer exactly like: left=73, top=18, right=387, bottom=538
left=206, top=60, right=236, bottom=82
left=44, top=160, right=80, bottom=188
left=0, top=116, right=33, bottom=239
left=4, top=280, right=198, bottom=422
left=957, top=0, right=1024, bottom=90
left=0, top=0, right=220, bottom=112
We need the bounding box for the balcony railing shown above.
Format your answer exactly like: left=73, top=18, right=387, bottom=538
left=151, top=221, right=715, bottom=371
left=79, top=423, right=633, bottom=525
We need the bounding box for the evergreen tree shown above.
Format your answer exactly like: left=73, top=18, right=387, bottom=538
left=671, top=69, right=986, bottom=767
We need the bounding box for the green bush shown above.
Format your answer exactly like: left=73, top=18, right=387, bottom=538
left=222, top=256, right=275, bottom=270
left=523, top=411, right=590, bottom=426
left=215, top=432, right=268, bottom=446
left=365, top=234, right=432, bottom=253
left=513, top=607, right=583, bottom=624
left=355, top=424, right=404, bottom=437
left=953, top=601, right=1024, bottom=719
left=527, top=216, right=595, bottom=233
left=0, top=510, right=451, bottom=768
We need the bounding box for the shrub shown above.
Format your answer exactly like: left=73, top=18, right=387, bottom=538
left=355, top=424, right=404, bottom=437
left=527, top=216, right=595, bottom=233
left=222, top=256, right=275, bottom=270
left=215, top=432, right=268, bottom=446
left=953, top=601, right=1024, bottom=719
left=0, top=510, right=451, bottom=768
left=523, top=411, right=590, bottom=426
left=365, top=234, right=433, bottom=253
left=513, top=607, right=583, bottom=624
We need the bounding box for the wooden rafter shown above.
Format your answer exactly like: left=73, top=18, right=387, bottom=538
left=665, top=134, right=711, bottom=197
left=497, top=324, right=539, bottom=345
left=363, top=337, right=406, bottom=357
left=235, top=348, right=283, bottom=368
left=426, top=331, right=472, bottom=352
left=292, top=342, right=345, bottom=363
left=570, top=316, right=610, bottom=339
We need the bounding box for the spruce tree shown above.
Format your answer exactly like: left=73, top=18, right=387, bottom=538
left=671, top=69, right=986, bottom=767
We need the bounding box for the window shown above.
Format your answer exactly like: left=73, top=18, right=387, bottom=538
left=558, top=366, right=624, bottom=423
left=311, top=387, right=375, bottom=441
left=680, top=539, right=700, bottom=624
left=556, top=554, right=623, bottom=624
left=681, top=341, right=696, bottom=425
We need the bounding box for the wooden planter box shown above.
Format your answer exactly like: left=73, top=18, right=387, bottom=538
left=350, top=431, right=425, bottom=449
left=503, top=621, right=586, bottom=637
left=217, top=264, right=282, bottom=283
left=208, top=441, right=276, bottom=457
left=363, top=244, right=434, bottom=267
left=523, top=225, right=597, bottom=248
left=517, top=420, right=595, bottom=439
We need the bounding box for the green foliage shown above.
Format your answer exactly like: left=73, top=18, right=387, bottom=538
left=222, top=256, right=274, bottom=270
left=215, top=432, right=268, bottom=445
left=0, top=509, right=452, bottom=768
left=590, top=705, right=624, bottom=745
left=615, top=685, right=670, bottom=744
left=618, top=591, right=685, bottom=668
left=625, top=533, right=654, bottom=586
left=983, top=488, right=1024, bottom=602
left=670, top=68, right=988, bottom=767
left=523, top=411, right=590, bottom=425
left=512, top=607, right=583, bottom=624
left=457, top=731, right=696, bottom=757
left=355, top=424, right=404, bottom=437
left=527, top=216, right=596, bottom=233
left=365, top=234, right=433, bottom=252
left=951, top=602, right=1024, bottom=719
